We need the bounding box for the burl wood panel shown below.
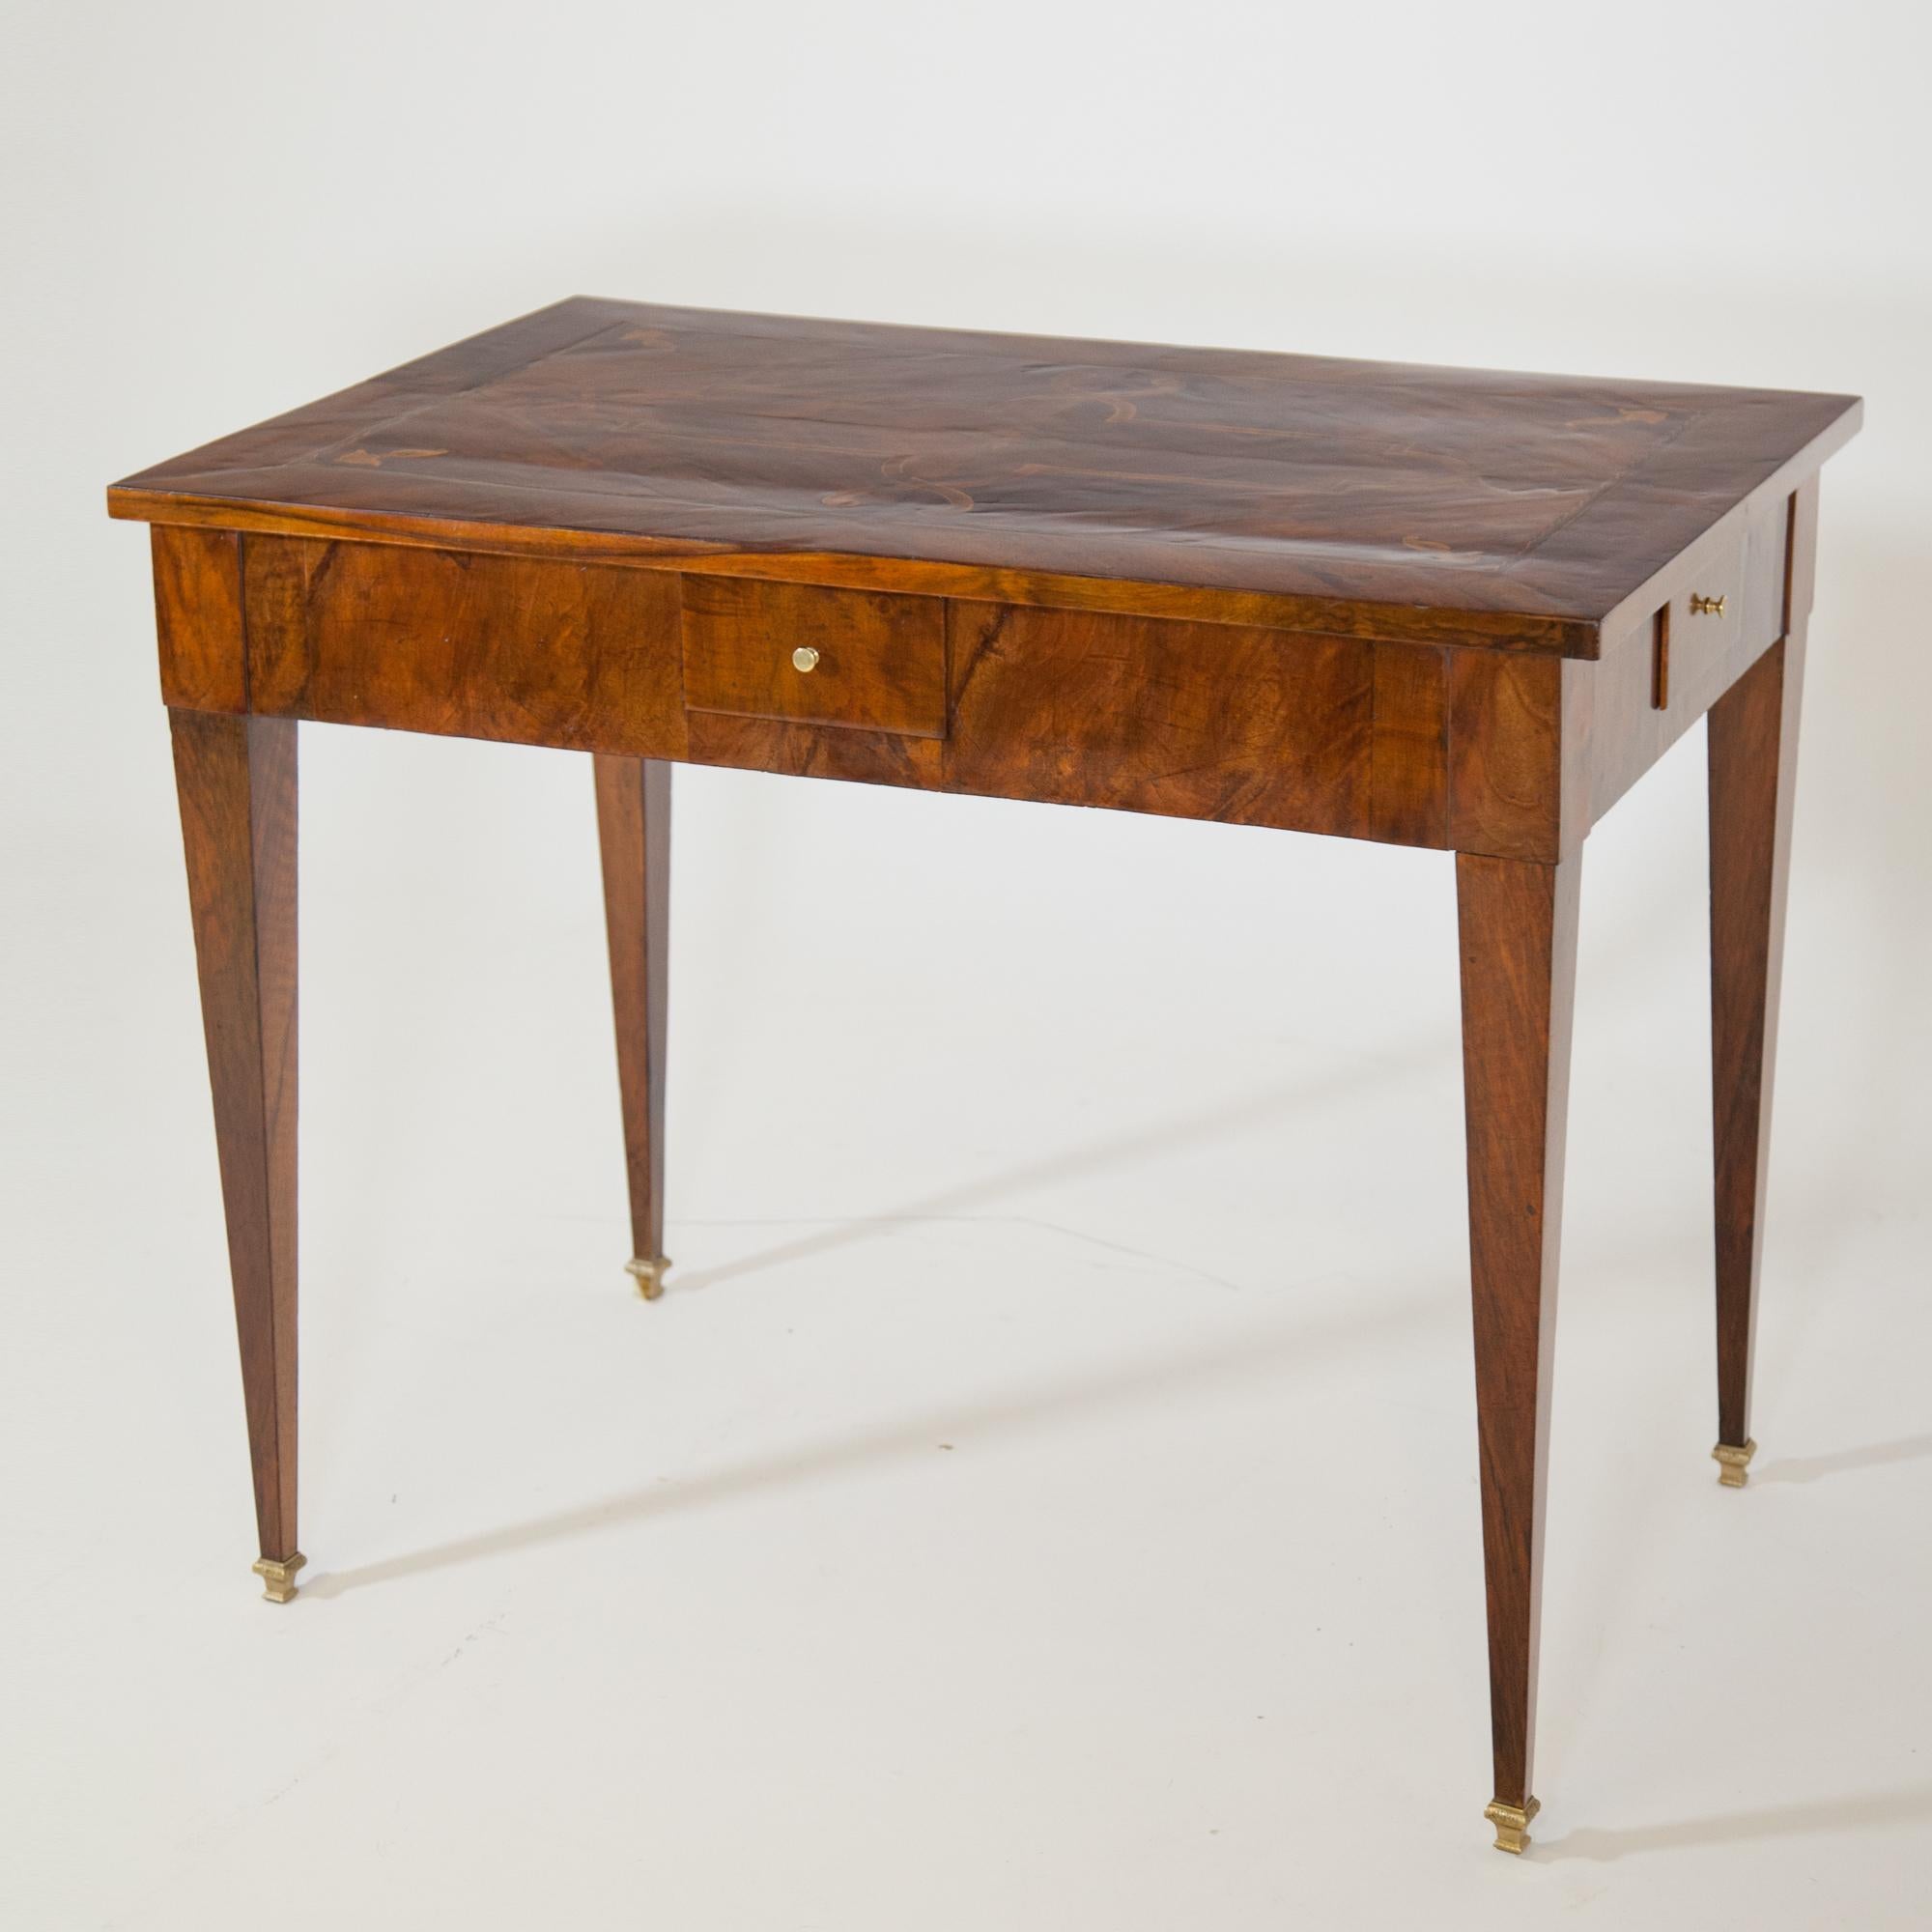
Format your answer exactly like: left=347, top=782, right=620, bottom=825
left=242, top=532, right=1714, bottom=860
left=689, top=608, right=1548, bottom=852
left=110, top=298, right=1861, bottom=656
left=1457, top=849, right=1580, bottom=1812
left=687, top=609, right=1556, bottom=855
left=242, top=536, right=689, bottom=757
left=170, top=708, right=299, bottom=1565
left=681, top=576, right=948, bottom=737
left=944, top=603, right=1372, bottom=832
left=220, top=497, right=1814, bottom=873
left=233, top=520, right=1821, bottom=869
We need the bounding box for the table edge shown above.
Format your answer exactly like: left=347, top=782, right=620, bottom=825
left=106, top=396, right=1862, bottom=663
left=107, top=485, right=1604, bottom=657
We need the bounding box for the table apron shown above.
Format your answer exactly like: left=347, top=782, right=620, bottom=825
left=148, top=513, right=1802, bottom=863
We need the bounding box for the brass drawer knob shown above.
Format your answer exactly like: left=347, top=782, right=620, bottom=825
left=1689, top=593, right=1726, bottom=616
left=791, top=645, right=820, bottom=673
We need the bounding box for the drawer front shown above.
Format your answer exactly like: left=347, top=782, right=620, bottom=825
left=680, top=577, right=948, bottom=738
left=1660, top=539, right=1751, bottom=696
left=1651, top=496, right=1790, bottom=720
left=1578, top=489, right=1793, bottom=833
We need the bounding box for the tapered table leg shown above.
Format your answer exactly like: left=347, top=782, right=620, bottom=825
left=594, top=755, right=672, bottom=1298
left=1707, top=632, right=1807, bottom=1485
left=1457, top=849, right=1580, bottom=1852
left=170, top=709, right=302, bottom=1602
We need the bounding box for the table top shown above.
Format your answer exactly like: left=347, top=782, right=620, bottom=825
left=109, top=298, right=1859, bottom=658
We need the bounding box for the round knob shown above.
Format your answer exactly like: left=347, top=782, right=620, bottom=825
left=1689, top=593, right=1726, bottom=617
left=791, top=645, right=820, bottom=673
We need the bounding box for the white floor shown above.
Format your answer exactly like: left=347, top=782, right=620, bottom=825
left=5, top=531, right=1929, bottom=1925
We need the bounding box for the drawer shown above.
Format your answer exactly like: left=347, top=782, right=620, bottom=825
left=680, top=577, right=948, bottom=738
left=1657, top=547, right=1745, bottom=704
left=1581, top=493, right=1792, bottom=833
left=1652, top=510, right=1782, bottom=711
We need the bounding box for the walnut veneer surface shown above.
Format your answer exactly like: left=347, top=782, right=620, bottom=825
left=110, top=297, right=1858, bottom=652
left=109, top=298, right=1861, bottom=1859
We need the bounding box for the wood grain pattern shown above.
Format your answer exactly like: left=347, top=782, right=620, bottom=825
left=242, top=538, right=1454, bottom=844
left=116, top=301, right=1861, bottom=1844
left=1567, top=499, right=1790, bottom=836
left=109, top=298, right=1861, bottom=657
left=153, top=526, right=245, bottom=712
left=1708, top=617, right=1808, bottom=1445
left=242, top=535, right=689, bottom=756
left=594, top=755, right=672, bottom=1276
left=247, top=540, right=1634, bottom=855
left=944, top=603, right=1373, bottom=833
left=685, top=711, right=948, bottom=793
left=1446, top=650, right=1568, bottom=861
left=170, top=708, right=299, bottom=1567
left=1370, top=643, right=1450, bottom=846
left=681, top=576, right=948, bottom=736
left=1457, top=849, right=1579, bottom=1814
left=233, top=526, right=1819, bottom=866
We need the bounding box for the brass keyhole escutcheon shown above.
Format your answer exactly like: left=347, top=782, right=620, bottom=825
left=1689, top=593, right=1726, bottom=617
left=791, top=645, right=820, bottom=673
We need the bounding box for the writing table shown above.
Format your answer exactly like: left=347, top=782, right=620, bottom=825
left=107, top=298, right=1861, bottom=1854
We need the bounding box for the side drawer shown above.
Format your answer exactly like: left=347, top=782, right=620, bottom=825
left=1654, top=533, right=1754, bottom=705
left=1576, top=486, right=1795, bottom=832
left=680, top=577, right=948, bottom=738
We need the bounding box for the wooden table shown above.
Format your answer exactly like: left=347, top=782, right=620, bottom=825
left=108, top=299, right=1860, bottom=1855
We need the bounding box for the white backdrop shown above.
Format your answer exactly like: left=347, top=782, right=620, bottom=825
left=5, top=4, right=1929, bottom=1926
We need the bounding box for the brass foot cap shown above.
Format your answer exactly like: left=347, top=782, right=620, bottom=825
left=251, top=1551, right=306, bottom=1604
left=1712, top=1438, right=1757, bottom=1488
left=1484, top=1796, right=1540, bottom=1855
left=626, top=1255, right=672, bottom=1301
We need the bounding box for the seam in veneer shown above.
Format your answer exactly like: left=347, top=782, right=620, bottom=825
left=289, top=314, right=639, bottom=475
left=261, top=308, right=638, bottom=483
left=1504, top=403, right=1712, bottom=567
